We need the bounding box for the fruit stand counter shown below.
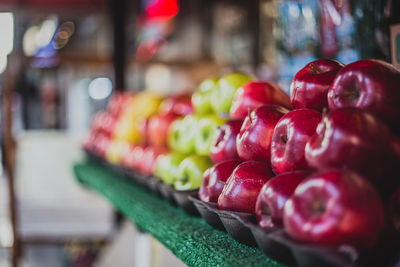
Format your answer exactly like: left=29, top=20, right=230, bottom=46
left=73, top=159, right=285, bottom=267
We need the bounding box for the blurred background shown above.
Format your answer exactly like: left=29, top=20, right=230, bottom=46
left=0, top=0, right=398, bottom=266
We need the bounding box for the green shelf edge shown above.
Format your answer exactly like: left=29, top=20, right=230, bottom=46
left=73, top=159, right=287, bottom=267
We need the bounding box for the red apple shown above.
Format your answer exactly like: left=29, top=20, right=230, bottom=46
left=91, top=111, right=117, bottom=137
left=237, top=105, right=288, bottom=162
left=199, top=168, right=211, bottom=202
left=255, top=170, right=309, bottom=228
left=283, top=169, right=385, bottom=249
left=327, top=59, right=400, bottom=133
left=305, top=107, right=400, bottom=196
left=199, top=160, right=241, bottom=203
left=271, top=109, right=322, bottom=174
left=136, top=118, right=149, bottom=145
left=122, top=145, right=146, bottom=170
left=290, top=59, right=344, bottom=111
left=90, top=133, right=111, bottom=158
left=148, top=114, right=178, bottom=147
left=218, top=161, right=274, bottom=213
left=230, top=81, right=291, bottom=119
left=159, top=94, right=193, bottom=116
left=210, top=120, right=243, bottom=164
left=107, top=91, right=134, bottom=116
left=83, top=132, right=96, bottom=152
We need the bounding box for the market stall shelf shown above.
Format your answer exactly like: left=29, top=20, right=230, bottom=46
left=73, top=159, right=286, bottom=267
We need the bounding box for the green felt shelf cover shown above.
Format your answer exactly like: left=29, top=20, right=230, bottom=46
left=73, top=160, right=287, bottom=267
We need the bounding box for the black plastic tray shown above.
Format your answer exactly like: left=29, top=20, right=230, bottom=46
left=216, top=209, right=257, bottom=247
left=189, top=197, right=257, bottom=246
left=172, top=189, right=199, bottom=216
left=188, top=195, right=400, bottom=267
left=189, top=197, right=226, bottom=231
left=156, top=182, right=176, bottom=204
left=245, top=222, right=295, bottom=265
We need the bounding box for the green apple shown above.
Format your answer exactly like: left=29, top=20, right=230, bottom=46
left=195, top=115, right=226, bottom=156
left=167, top=115, right=199, bottom=154
left=174, top=155, right=212, bottom=190
left=154, top=152, right=186, bottom=185
left=211, top=72, right=253, bottom=116
left=192, top=77, right=218, bottom=114
left=168, top=118, right=183, bottom=152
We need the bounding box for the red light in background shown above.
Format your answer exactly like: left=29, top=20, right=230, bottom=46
left=145, top=0, right=179, bottom=21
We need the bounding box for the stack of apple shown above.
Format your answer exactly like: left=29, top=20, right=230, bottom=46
left=198, top=59, right=400, bottom=257
left=155, top=73, right=254, bottom=190
left=83, top=91, right=133, bottom=159
left=116, top=93, right=193, bottom=176
left=84, top=91, right=193, bottom=176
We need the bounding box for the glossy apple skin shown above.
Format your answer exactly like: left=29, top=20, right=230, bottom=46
left=305, top=107, right=400, bottom=196
left=218, top=161, right=274, bottom=213
left=327, top=59, right=400, bottom=133
left=255, top=170, right=309, bottom=228
left=290, top=59, right=344, bottom=111
left=283, top=169, right=385, bottom=250
left=230, top=81, right=291, bottom=119
left=210, top=120, right=243, bottom=164
left=199, top=168, right=211, bottom=202
left=271, top=109, right=322, bottom=174
left=159, top=94, right=193, bottom=116
left=148, top=114, right=177, bottom=147
left=199, top=160, right=242, bottom=203
left=237, top=105, right=288, bottom=162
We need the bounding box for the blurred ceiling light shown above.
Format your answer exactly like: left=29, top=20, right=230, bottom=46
left=53, top=21, right=75, bottom=50
left=23, top=16, right=59, bottom=56
left=88, top=77, right=113, bottom=100
left=145, top=64, right=170, bottom=94
left=0, top=12, right=14, bottom=56
left=23, top=25, right=40, bottom=56
left=36, top=16, right=58, bottom=48
left=59, top=21, right=75, bottom=37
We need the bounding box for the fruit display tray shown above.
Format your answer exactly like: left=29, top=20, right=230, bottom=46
left=85, top=151, right=200, bottom=216
left=73, top=159, right=283, bottom=267
left=189, top=197, right=400, bottom=267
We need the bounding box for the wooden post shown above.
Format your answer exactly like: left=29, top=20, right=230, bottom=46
left=111, top=0, right=128, bottom=91
left=2, top=55, right=20, bottom=267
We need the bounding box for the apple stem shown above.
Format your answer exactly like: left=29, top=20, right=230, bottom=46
left=280, top=134, right=287, bottom=145
left=334, top=89, right=360, bottom=100
left=248, top=108, right=252, bottom=123
left=312, top=200, right=326, bottom=214
left=309, top=63, right=321, bottom=74
left=322, top=107, right=328, bottom=116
